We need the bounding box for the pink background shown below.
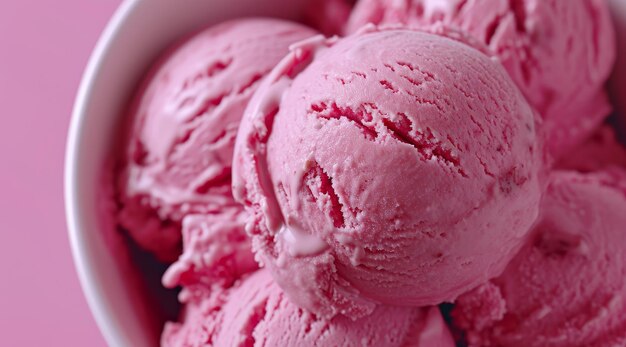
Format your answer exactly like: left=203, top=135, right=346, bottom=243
left=0, top=1, right=623, bottom=347
left=0, top=1, right=120, bottom=345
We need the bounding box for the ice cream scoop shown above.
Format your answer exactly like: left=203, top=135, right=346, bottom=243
left=453, top=170, right=626, bottom=347
left=347, top=0, right=616, bottom=158
left=116, top=18, right=317, bottom=262
left=161, top=208, right=258, bottom=289
left=162, top=270, right=455, bottom=347
left=233, top=27, right=543, bottom=318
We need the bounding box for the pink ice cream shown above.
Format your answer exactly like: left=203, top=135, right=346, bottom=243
left=162, top=270, right=455, bottom=347
left=556, top=125, right=626, bottom=173
left=452, top=170, right=626, bottom=347
left=302, top=0, right=355, bottom=36
left=116, top=19, right=317, bottom=262
left=347, top=0, right=616, bottom=158
left=162, top=208, right=258, bottom=289
left=233, top=27, right=543, bottom=318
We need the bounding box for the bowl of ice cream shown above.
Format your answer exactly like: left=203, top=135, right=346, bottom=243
left=66, top=0, right=626, bottom=346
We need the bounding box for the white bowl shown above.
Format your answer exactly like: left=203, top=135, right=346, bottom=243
left=66, top=1, right=626, bottom=346
left=65, top=0, right=307, bottom=346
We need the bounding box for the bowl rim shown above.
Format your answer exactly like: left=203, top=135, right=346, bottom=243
left=64, top=0, right=137, bottom=345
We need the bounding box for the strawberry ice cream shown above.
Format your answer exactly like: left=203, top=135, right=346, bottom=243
left=556, top=125, right=626, bottom=173
left=347, top=0, right=616, bottom=158
left=161, top=208, right=258, bottom=289
left=233, top=27, right=543, bottom=318
left=452, top=170, right=626, bottom=347
left=303, top=0, right=355, bottom=36
left=115, top=19, right=317, bottom=262
left=162, top=270, right=455, bottom=347
left=95, top=2, right=626, bottom=346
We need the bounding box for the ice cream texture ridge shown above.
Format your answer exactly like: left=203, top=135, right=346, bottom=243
left=101, top=1, right=625, bottom=346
